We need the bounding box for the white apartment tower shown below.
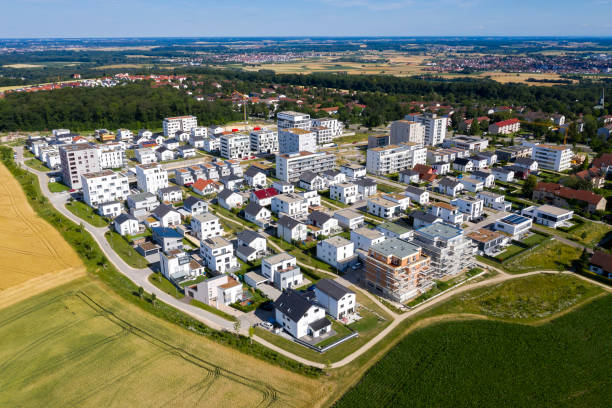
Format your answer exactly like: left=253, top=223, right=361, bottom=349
left=81, top=170, right=130, bottom=207
left=278, top=128, right=317, bottom=154
left=250, top=130, right=279, bottom=154
left=163, top=115, right=198, bottom=137
left=405, top=113, right=447, bottom=146
left=312, top=117, right=343, bottom=138
left=276, top=151, right=336, bottom=182
left=136, top=163, right=169, bottom=194
left=390, top=120, right=425, bottom=146
left=59, top=144, right=101, bottom=189
left=220, top=133, right=251, bottom=159
left=366, top=144, right=427, bottom=175
left=532, top=144, right=573, bottom=171
left=96, top=143, right=126, bottom=169
left=277, top=111, right=311, bottom=131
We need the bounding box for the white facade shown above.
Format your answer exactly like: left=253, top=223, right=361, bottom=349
left=199, top=236, right=238, bottom=273
left=277, top=111, right=311, bottom=131
left=187, top=275, right=242, bottom=307
left=316, top=236, right=355, bottom=270
left=493, top=215, right=533, bottom=239
left=312, top=117, right=343, bottom=137
left=350, top=227, right=385, bottom=251
left=190, top=126, right=208, bottom=138
left=116, top=129, right=133, bottom=141
left=271, top=194, right=308, bottom=218
left=250, top=130, right=278, bottom=154
left=163, top=115, right=198, bottom=137
left=59, top=144, right=101, bottom=189
left=521, top=205, right=574, bottom=228
left=366, top=143, right=427, bottom=175
left=261, top=253, right=302, bottom=290
left=81, top=170, right=129, bottom=207
left=160, top=250, right=192, bottom=280
left=96, top=143, right=126, bottom=169
left=136, top=164, right=169, bottom=194
left=191, top=213, right=223, bottom=240
left=451, top=197, right=484, bottom=221
left=390, top=120, right=425, bottom=146
left=330, top=182, right=359, bottom=204
left=276, top=151, right=335, bottom=182
left=220, top=133, right=251, bottom=159
left=532, top=144, right=573, bottom=171
left=278, top=128, right=317, bottom=154
left=404, top=186, right=429, bottom=205
left=314, top=280, right=356, bottom=320
left=135, top=148, right=157, bottom=165
left=340, top=163, right=367, bottom=180
left=333, top=209, right=365, bottom=230
left=405, top=113, right=447, bottom=146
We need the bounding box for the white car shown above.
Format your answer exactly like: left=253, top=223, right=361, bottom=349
left=260, top=322, right=273, bottom=330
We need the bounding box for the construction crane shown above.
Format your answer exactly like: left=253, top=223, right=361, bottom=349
left=232, top=90, right=249, bottom=124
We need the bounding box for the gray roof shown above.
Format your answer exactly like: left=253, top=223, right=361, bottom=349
left=278, top=215, right=302, bottom=230
left=494, top=167, right=515, bottom=174
left=404, top=185, right=426, bottom=196
left=308, top=317, right=332, bottom=331
left=453, top=158, right=470, bottom=166
left=415, top=222, right=463, bottom=240
left=322, top=169, right=341, bottom=178
left=128, top=192, right=156, bottom=203
left=439, top=177, right=462, bottom=188
left=159, top=186, right=181, bottom=194
left=245, top=166, right=265, bottom=177
left=237, top=230, right=264, bottom=244
left=236, top=245, right=257, bottom=258
left=371, top=238, right=421, bottom=258
left=400, top=169, right=419, bottom=176
left=244, top=201, right=265, bottom=217
left=115, top=213, right=137, bottom=224
left=471, top=170, right=493, bottom=179
left=354, top=178, right=377, bottom=187
left=183, top=195, right=204, bottom=210
left=152, top=203, right=177, bottom=218
left=316, top=279, right=354, bottom=301
left=218, top=188, right=238, bottom=200
left=410, top=210, right=440, bottom=223
left=274, top=289, right=317, bottom=322
left=299, top=171, right=319, bottom=183
left=514, top=158, right=537, bottom=166
left=308, top=210, right=333, bottom=226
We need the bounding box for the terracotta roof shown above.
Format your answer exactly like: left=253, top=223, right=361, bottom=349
left=590, top=251, right=612, bottom=274
left=592, top=153, right=612, bottom=169
left=535, top=182, right=605, bottom=206
left=192, top=178, right=215, bottom=191
left=494, top=118, right=520, bottom=127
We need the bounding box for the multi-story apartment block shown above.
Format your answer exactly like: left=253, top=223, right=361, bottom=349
left=450, top=196, right=485, bottom=221
left=190, top=126, right=208, bottom=138
left=250, top=130, right=278, bottom=154
left=277, top=111, right=311, bottom=131
left=135, top=148, right=157, bottom=165
left=443, top=135, right=489, bottom=152
left=532, top=144, right=573, bottom=171
left=330, top=182, right=360, bottom=204
left=191, top=213, right=223, bottom=240
left=271, top=193, right=309, bottom=218
left=316, top=236, right=356, bottom=272
left=135, top=163, right=169, bottom=194
left=220, top=133, right=250, bottom=159
left=199, top=236, right=238, bottom=274
left=366, top=143, right=427, bottom=175
left=405, top=113, right=447, bottom=146
left=390, top=120, right=425, bottom=146
left=59, top=144, right=101, bottom=189
left=311, top=126, right=333, bottom=145
left=278, top=128, right=317, bottom=154
left=96, top=143, right=126, bottom=169
left=311, top=117, right=343, bottom=137
left=489, top=118, right=520, bottom=135
left=364, top=238, right=431, bottom=302
left=81, top=170, right=129, bottom=208
left=495, top=145, right=533, bottom=162
left=413, top=223, right=476, bottom=279
left=275, top=151, right=335, bottom=182
left=163, top=115, right=198, bottom=137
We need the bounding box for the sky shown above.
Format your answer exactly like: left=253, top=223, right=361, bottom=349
left=2, top=0, right=612, bottom=38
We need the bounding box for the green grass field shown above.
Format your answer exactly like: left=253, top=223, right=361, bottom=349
left=335, top=275, right=611, bottom=408
left=48, top=181, right=70, bottom=192
left=190, top=299, right=237, bottom=322
left=503, top=239, right=582, bottom=273
left=105, top=231, right=149, bottom=268
left=0, top=279, right=323, bottom=408
left=148, top=273, right=184, bottom=299
left=25, top=158, right=50, bottom=172
left=65, top=201, right=108, bottom=227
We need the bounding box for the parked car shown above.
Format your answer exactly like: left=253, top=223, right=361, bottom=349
left=260, top=321, right=273, bottom=330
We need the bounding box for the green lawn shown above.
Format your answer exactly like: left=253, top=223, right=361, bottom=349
left=189, top=299, right=237, bottom=322
left=48, top=181, right=70, bottom=193
left=521, top=232, right=547, bottom=247
left=148, top=273, right=184, bottom=299
left=65, top=201, right=108, bottom=227
left=406, top=268, right=483, bottom=307
left=502, top=239, right=582, bottom=273
left=376, top=183, right=403, bottom=193
left=25, top=158, right=50, bottom=172
left=335, top=293, right=612, bottom=408
left=494, top=244, right=525, bottom=262
left=179, top=275, right=207, bottom=287
left=105, top=231, right=149, bottom=268
left=564, top=220, right=612, bottom=247
left=267, top=235, right=337, bottom=275
left=334, top=133, right=368, bottom=144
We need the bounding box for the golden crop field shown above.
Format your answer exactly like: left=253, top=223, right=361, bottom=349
left=0, top=279, right=323, bottom=408
left=0, top=163, right=85, bottom=309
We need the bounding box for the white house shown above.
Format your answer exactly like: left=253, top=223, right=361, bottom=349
left=452, top=158, right=473, bottom=173
left=354, top=178, right=378, bottom=198
left=236, top=230, right=267, bottom=262
left=114, top=213, right=140, bottom=236
left=350, top=227, right=386, bottom=251
left=330, top=182, right=359, bottom=204
left=521, top=205, right=573, bottom=228
left=183, top=196, right=208, bottom=216
left=468, top=156, right=489, bottom=170
left=261, top=252, right=303, bottom=290
left=186, top=275, right=242, bottom=307
left=461, top=178, right=484, bottom=193
left=429, top=202, right=464, bottom=225
left=314, top=279, right=356, bottom=320
left=494, top=214, right=533, bottom=239
left=157, top=186, right=183, bottom=203
left=199, top=236, right=238, bottom=273
left=491, top=167, right=515, bottom=182
left=243, top=202, right=272, bottom=227
left=367, top=197, right=402, bottom=219
left=451, top=196, right=484, bottom=221
left=244, top=166, right=267, bottom=188
left=404, top=186, right=429, bottom=205
left=297, top=190, right=321, bottom=207
left=272, top=180, right=294, bottom=194
left=217, top=189, right=243, bottom=210
left=299, top=171, right=328, bottom=191
left=191, top=213, right=223, bottom=240
left=322, top=169, right=346, bottom=186
left=307, top=211, right=340, bottom=237
left=477, top=191, right=512, bottom=211
left=127, top=192, right=159, bottom=216
left=316, top=236, right=356, bottom=271
left=156, top=147, right=175, bottom=162
left=98, top=201, right=122, bottom=218
left=399, top=169, right=420, bottom=184
left=175, top=168, right=195, bottom=186
left=151, top=203, right=181, bottom=228
left=274, top=289, right=330, bottom=339
left=271, top=194, right=308, bottom=219
left=136, top=163, right=168, bottom=194
left=333, top=209, right=365, bottom=230
left=436, top=177, right=464, bottom=197
left=340, top=163, right=366, bottom=180
left=250, top=187, right=279, bottom=206
left=277, top=216, right=308, bottom=243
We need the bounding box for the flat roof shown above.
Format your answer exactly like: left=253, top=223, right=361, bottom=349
left=499, top=214, right=531, bottom=225
left=536, top=204, right=573, bottom=216
left=371, top=238, right=421, bottom=259
left=323, top=236, right=352, bottom=248
left=353, top=227, right=384, bottom=240
left=416, top=223, right=463, bottom=240
left=377, top=221, right=411, bottom=235
left=264, top=252, right=295, bottom=265
left=468, top=228, right=504, bottom=243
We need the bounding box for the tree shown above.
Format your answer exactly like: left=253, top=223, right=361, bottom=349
left=470, top=117, right=481, bottom=135
left=138, top=286, right=144, bottom=299
left=581, top=154, right=589, bottom=170
left=150, top=293, right=157, bottom=306
left=233, top=320, right=241, bottom=338
left=522, top=175, right=538, bottom=198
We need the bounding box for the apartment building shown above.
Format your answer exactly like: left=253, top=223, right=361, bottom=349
left=340, top=163, right=367, bottom=180
left=135, top=163, right=169, bottom=194
left=333, top=209, right=365, bottom=230
left=364, top=238, right=431, bottom=302
left=261, top=253, right=303, bottom=290
left=488, top=118, right=520, bottom=135
left=443, top=135, right=489, bottom=152
left=532, top=144, right=573, bottom=171
left=413, top=223, right=476, bottom=279
left=135, top=148, right=157, bottom=165
left=271, top=193, right=309, bottom=218
left=81, top=170, right=129, bottom=208
left=366, top=143, right=427, bottom=175
left=220, top=133, right=250, bottom=159
left=390, top=120, right=425, bottom=146
left=59, top=144, right=101, bottom=189
left=249, top=130, right=278, bottom=154
left=316, top=236, right=356, bottom=272
left=405, top=113, right=447, bottom=146
left=191, top=213, right=223, bottom=240
left=450, top=196, right=485, bottom=221
left=311, top=126, right=333, bottom=145
left=275, top=151, right=335, bottom=182
left=278, top=128, right=317, bottom=154
left=312, top=117, right=343, bottom=137
left=96, top=143, right=126, bottom=169
left=330, top=182, right=359, bottom=204
left=367, top=197, right=403, bottom=219
left=350, top=227, right=386, bottom=251
left=277, top=111, right=311, bottom=131
left=495, top=145, right=533, bottom=162
left=190, top=126, right=208, bottom=138
left=199, top=236, right=238, bottom=273
left=163, top=115, right=198, bottom=137
left=116, top=129, right=133, bottom=141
